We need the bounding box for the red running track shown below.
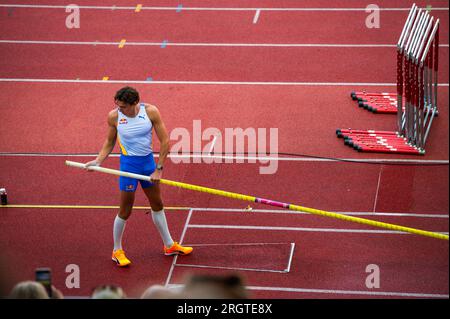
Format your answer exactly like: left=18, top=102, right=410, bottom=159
left=1, top=6, right=448, bottom=44
left=0, top=1, right=448, bottom=83
left=0, top=83, right=448, bottom=159
left=0, top=156, right=448, bottom=213
left=0, top=1, right=448, bottom=299
left=0, top=154, right=448, bottom=298
left=0, top=43, right=448, bottom=84
left=0, top=206, right=447, bottom=298
left=4, top=0, right=449, bottom=6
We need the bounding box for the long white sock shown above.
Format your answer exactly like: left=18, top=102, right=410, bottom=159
left=113, top=215, right=126, bottom=251
left=151, top=209, right=174, bottom=248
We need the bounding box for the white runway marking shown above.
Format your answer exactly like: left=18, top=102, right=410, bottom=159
left=187, top=242, right=292, bottom=246
left=192, top=207, right=449, bottom=218
left=164, top=209, right=193, bottom=287
left=166, top=283, right=449, bottom=298
left=286, top=243, right=295, bottom=272
left=0, top=4, right=448, bottom=11
left=0, top=152, right=448, bottom=165
left=1, top=39, right=449, bottom=48
left=173, top=241, right=295, bottom=273
left=0, top=78, right=449, bottom=87
left=188, top=224, right=449, bottom=235
left=174, top=263, right=289, bottom=273
left=244, top=286, right=450, bottom=298
left=207, top=135, right=218, bottom=155
left=373, top=167, right=383, bottom=213
left=1, top=205, right=447, bottom=219
left=253, top=9, right=261, bottom=24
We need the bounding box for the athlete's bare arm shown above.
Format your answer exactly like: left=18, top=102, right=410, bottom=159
left=145, top=104, right=170, bottom=167
left=86, top=110, right=118, bottom=167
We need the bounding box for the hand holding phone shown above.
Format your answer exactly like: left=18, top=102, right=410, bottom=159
left=35, top=268, right=52, bottom=298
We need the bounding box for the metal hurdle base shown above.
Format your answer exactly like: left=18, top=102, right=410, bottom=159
left=351, top=91, right=399, bottom=114
left=336, top=129, right=425, bottom=155
left=350, top=91, right=438, bottom=116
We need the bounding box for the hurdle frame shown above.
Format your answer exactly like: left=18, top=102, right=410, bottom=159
left=342, top=4, right=440, bottom=155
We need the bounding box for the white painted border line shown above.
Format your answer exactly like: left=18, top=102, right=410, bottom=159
left=253, top=9, right=261, bottom=24
left=1, top=40, right=448, bottom=48
left=2, top=205, right=448, bottom=219
left=207, top=135, right=217, bottom=155
left=0, top=78, right=449, bottom=86
left=166, top=283, right=449, bottom=298
left=246, top=285, right=449, bottom=298
left=174, top=241, right=295, bottom=273
left=373, top=167, right=383, bottom=213
left=285, top=243, right=295, bottom=273
left=188, top=224, right=449, bottom=235
left=174, top=263, right=289, bottom=273
left=179, top=210, right=193, bottom=244
left=194, top=208, right=450, bottom=219
left=164, top=208, right=193, bottom=287
left=0, top=4, right=448, bottom=11
left=187, top=242, right=292, bottom=246
left=0, top=204, right=189, bottom=210
left=1, top=152, right=449, bottom=165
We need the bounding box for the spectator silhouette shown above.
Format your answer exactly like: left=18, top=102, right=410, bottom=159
left=9, top=281, right=63, bottom=299
left=141, top=273, right=249, bottom=299
left=91, top=284, right=126, bottom=299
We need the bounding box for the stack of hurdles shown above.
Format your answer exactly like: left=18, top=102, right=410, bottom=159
left=350, top=92, right=399, bottom=114
left=336, top=128, right=422, bottom=155
left=337, top=4, right=440, bottom=155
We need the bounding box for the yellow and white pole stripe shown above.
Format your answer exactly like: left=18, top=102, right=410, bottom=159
left=65, top=161, right=448, bottom=241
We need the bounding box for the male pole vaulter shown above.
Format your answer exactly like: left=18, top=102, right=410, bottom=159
left=86, top=87, right=192, bottom=267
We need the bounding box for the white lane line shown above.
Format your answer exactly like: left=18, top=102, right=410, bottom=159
left=2, top=204, right=447, bottom=219
left=373, top=167, right=383, bottom=213
left=192, top=207, right=450, bottom=218
left=164, top=208, right=193, bottom=288
left=178, top=209, right=193, bottom=245
left=166, top=283, right=449, bottom=298
left=173, top=241, right=295, bottom=273
left=0, top=4, right=448, bottom=11
left=1, top=152, right=449, bottom=165
left=362, top=212, right=449, bottom=218
left=208, top=135, right=217, bottom=155
left=245, top=286, right=449, bottom=298
left=253, top=9, right=261, bottom=24
left=174, top=263, right=288, bottom=273
left=187, top=242, right=292, bottom=246
left=1, top=40, right=448, bottom=48
left=187, top=224, right=449, bottom=235
left=1, top=78, right=449, bottom=87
